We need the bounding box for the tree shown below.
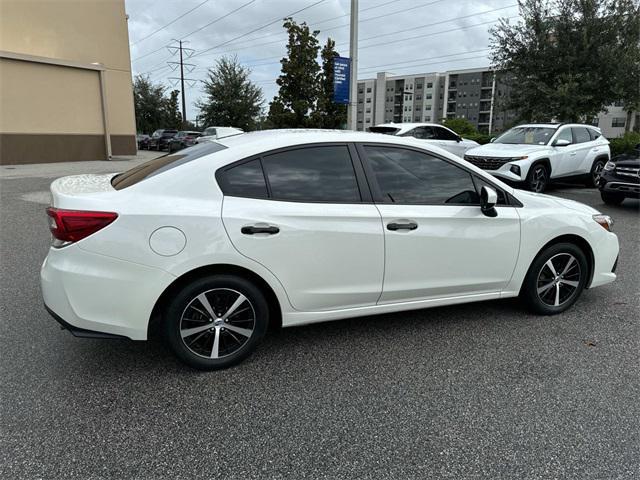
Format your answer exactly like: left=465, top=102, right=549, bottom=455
left=268, top=18, right=321, bottom=128
left=133, top=75, right=182, bottom=133
left=311, top=38, right=347, bottom=128
left=490, top=0, right=637, bottom=123
left=197, top=56, right=264, bottom=131
left=442, top=117, right=477, bottom=136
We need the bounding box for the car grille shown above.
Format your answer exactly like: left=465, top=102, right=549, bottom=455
left=463, top=155, right=511, bottom=170
left=614, top=166, right=640, bottom=179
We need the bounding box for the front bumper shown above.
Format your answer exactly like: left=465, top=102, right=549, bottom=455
left=41, top=245, right=176, bottom=340
left=599, top=179, right=640, bottom=198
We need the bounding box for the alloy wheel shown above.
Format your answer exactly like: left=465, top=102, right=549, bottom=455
left=592, top=161, right=604, bottom=185
left=179, top=288, right=255, bottom=359
left=530, top=166, right=547, bottom=192
left=536, top=253, right=581, bottom=307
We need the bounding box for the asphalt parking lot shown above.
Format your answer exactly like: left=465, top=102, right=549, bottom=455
left=1, top=168, right=638, bottom=479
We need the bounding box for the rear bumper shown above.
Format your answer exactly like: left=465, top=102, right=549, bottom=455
left=45, top=304, right=126, bottom=339
left=40, top=245, right=176, bottom=340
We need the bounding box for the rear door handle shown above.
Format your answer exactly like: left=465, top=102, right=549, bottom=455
left=387, top=221, right=418, bottom=231
left=241, top=225, right=279, bottom=235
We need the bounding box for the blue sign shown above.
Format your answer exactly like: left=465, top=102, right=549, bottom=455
left=333, top=57, right=350, bottom=105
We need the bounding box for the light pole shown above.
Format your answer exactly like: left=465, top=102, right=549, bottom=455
left=347, top=0, right=358, bottom=130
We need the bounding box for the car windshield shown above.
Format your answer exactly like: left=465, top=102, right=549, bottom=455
left=494, top=127, right=556, bottom=145
left=203, top=128, right=216, bottom=136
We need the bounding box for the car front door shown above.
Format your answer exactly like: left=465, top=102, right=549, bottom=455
left=552, top=127, right=583, bottom=177
left=220, top=144, right=384, bottom=312
left=358, top=144, right=521, bottom=303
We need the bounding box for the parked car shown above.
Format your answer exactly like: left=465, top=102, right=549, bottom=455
left=369, top=123, right=479, bottom=157
left=168, top=131, right=201, bottom=153
left=148, top=129, right=178, bottom=151
left=463, top=124, right=610, bottom=192
left=598, top=143, right=640, bottom=205
left=137, top=134, right=150, bottom=150
left=195, top=126, right=244, bottom=144
left=42, top=130, right=618, bottom=370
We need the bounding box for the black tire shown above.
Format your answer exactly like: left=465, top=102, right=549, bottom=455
left=585, top=158, right=606, bottom=187
left=601, top=191, right=625, bottom=206
left=520, top=242, right=588, bottom=315
left=164, top=275, right=269, bottom=370
left=526, top=163, right=549, bottom=193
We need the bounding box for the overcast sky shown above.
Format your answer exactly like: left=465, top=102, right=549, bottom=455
left=126, top=0, right=520, bottom=121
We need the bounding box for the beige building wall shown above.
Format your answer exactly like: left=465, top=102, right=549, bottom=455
left=0, top=0, right=136, bottom=164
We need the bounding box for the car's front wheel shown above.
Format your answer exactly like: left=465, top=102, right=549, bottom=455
left=164, top=275, right=269, bottom=370
left=526, top=164, right=549, bottom=193
left=601, top=191, right=625, bottom=205
left=520, top=243, right=588, bottom=315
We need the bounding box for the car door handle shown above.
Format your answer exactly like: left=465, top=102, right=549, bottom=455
left=387, top=221, right=418, bottom=231
left=241, top=225, right=279, bottom=235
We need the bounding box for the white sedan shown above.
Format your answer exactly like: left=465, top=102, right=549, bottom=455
left=41, top=130, right=619, bottom=370
left=369, top=122, right=479, bottom=157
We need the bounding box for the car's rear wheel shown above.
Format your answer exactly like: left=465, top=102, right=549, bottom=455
left=520, top=243, right=588, bottom=315
left=586, top=159, right=606, bottom=187
left=164, top=275, right=269, bottom=370
left=601, top=191, right=625, bottom=205
left=526, top=164, right=549, bottom=193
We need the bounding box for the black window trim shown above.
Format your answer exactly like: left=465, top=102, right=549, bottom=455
left=354, top=142, right=519, bottom=207
left=215, top=142, right=374, bottom=204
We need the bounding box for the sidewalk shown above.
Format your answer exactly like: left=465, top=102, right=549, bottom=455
left=0, top=150, right=164, bottom=179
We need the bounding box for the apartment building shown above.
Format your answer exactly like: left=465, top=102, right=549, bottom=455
left=357, top=67, right=516, bottom=134
left=0, top=0, right=136, bottom=164
left=594, top=103, right=638, bottom=138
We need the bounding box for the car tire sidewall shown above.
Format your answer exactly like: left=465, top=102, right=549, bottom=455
left=521, top=242, right=588, bottom=315
left=164, top=275, right=269, bottom=370
left=587, top=159, right=606, bottom=187
left=601, top=192, right=624, bottom=205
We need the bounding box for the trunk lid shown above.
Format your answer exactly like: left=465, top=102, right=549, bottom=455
left=50, top=174, right=117, bottom=209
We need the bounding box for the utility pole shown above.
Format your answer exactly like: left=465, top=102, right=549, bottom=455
left=179, top=40, right=186, bottom=124
left=347, top=0, right=358, bottom=130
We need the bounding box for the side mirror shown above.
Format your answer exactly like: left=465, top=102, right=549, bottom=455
left=489, top=137, right=496, bottom=143
left=480, top=186, right=498, bottom=217
left=554, top=138, right=571, bottom=147
left=456, top=135, right=463, bottom=143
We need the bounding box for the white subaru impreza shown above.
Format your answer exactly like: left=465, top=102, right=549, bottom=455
left=41, top=130, right=619, bottom=369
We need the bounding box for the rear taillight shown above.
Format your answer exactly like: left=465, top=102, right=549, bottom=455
left=46, top=207, right=118, bottom=246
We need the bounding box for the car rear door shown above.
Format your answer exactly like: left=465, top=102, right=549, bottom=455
left=358, top=143, right=520, bottom=303
left=220, top=144, right=384, bottom=312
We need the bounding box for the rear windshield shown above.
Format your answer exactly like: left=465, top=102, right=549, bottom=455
left=368, top=126, right=401, bottom=135
left=111, top=142, right=227, bottom=190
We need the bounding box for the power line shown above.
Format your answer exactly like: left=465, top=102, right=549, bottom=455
left=191, top=0, right=329, bottom=58
left=182, top=0, right=258, bottom=39
left=130, top=0, right=211, bottom=47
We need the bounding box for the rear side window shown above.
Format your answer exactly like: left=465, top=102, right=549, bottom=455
left=219, top=159, right=268, bottom=198
left=262, top=146, right=361, bottom=202
left=111, top=142, right=227, bottom=190
left=363, top=146, right=478, bottom=204
left=572, top=127, right=591, bottom=144
left=434, top=127, right=459, bottom=141
left=588, top=128, right=601, bottom=141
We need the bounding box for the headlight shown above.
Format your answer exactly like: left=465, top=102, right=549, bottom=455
left=604, top=161, right=615, bottom=171
left=510, top=156, right=528, bottom=161
left=593, top=214, right=614, bottom=231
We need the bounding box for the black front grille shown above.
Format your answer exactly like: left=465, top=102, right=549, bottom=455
left=463, top=155, right=511, bottom=171
left=614, top=166, right=640, bottom=181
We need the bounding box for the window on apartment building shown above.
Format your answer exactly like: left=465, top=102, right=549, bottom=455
left=366, top=98, right=371, bottom=103
left=427, top=82, right=433, bottom=88
left=425, top=104, right=432, bottom=110
left=415, top=116, right=421, bottom=121
left=416, top=83, right=423, bottom=89
left=426, top=93, right=432, bottom=99
left=358, top=99, right=363, bottom=104
left=612, top=118, right=626, bottom=127
left=366, top=108, right=371, bottom=113
left=358, top=88, right=364, bottom=94
left=416, top=95, right=422, bottom=100
left=366, top=118, right=371, bottom=123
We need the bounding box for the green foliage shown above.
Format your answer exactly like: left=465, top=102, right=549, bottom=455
left=490, top=0, right=640, bottom=123
left=465, top=133, right=494, bottom=145
left=268, top=18, right=321, bottom=128
left=311, top=38, right=347, bottom=128
left=196, top=56, right=264, bottom=131
left=609, top=131, right=640, bottom=157
left=442, top=117, right=477, bottom=136
left=133, top=75, right=182, bottom=134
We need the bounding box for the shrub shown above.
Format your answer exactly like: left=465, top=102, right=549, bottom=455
left=465, top=133, right=493, bottom=145
left=609, top=132, right=640, bottom=157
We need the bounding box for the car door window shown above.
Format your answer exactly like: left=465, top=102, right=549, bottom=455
left=555, top=128, right=573, bottom=144
left=219, top=159, right=268, bottom=199
left=572, top=127, right=591, bottom=144
left=433, top=127, right=459, bottom=141
left=262, top=146, right=361, bottom=202
left=363, top=146, right=479, bottom=204
left=402, top=127, right=435, bottom=139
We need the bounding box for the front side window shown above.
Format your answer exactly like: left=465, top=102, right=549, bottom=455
left=401, top=126, right=435, bottom=140
left=495, top=127, right=556, bottom=145
left=363, top=146, right=478, bottom=204
left=262, top=146, right=361, bottom=202
left=555, top=128, right=573, bottom=144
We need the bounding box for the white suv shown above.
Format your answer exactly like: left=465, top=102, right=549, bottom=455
left=464, top=124, right=610, bottom=192
left=369, top=123, right=479, bottom=158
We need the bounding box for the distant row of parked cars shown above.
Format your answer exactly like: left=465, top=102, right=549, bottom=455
left=369, top=121, right=637, bottom=200
left=137, top=126, right=243, bottom=153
